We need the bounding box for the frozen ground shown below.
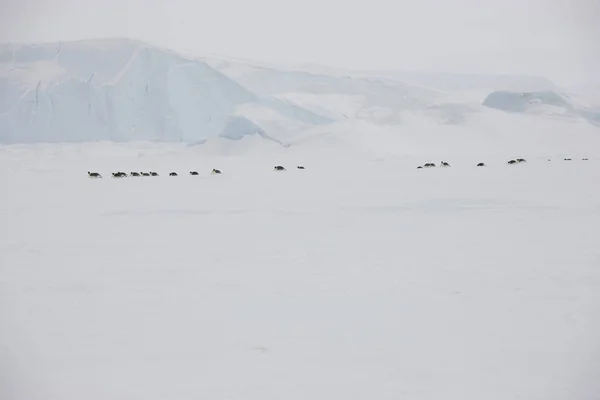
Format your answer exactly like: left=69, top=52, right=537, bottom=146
left=1, top=142, right=600, bottom=399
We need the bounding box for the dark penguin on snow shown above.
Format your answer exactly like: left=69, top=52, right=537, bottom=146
left=88, top=171, right=102, bottom=178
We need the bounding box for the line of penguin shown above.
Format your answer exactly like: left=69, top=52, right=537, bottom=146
left=87, top=157, right=589, bottom=178
left=418, top=159, right=526, bottom=168
left=416, top=157, right=588, bottom=169
left=87, top=165, right=305, bottom=178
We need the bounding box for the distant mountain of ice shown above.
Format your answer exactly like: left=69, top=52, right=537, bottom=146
left=0, top=38, right=598, bottom=144
left=203, top=55, right=600, bottom=130
left=0, top=39, right=331, bottom=144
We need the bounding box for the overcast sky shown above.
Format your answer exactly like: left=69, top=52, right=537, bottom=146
left=1, top=0, right=598, bottom=85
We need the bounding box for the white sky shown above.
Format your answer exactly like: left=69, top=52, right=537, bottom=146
left=1, top=0, right=598, bottom=85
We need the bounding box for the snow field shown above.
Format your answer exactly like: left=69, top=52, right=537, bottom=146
left=1, top=143, right=600, bottom=399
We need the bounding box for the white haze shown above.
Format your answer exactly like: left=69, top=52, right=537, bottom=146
left=1, top=0, right=599, bottom=85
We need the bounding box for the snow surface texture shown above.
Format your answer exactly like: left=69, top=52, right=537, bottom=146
left=1, top=139, right=600, bottom=400
left=1, top=38, right=599, bottom=145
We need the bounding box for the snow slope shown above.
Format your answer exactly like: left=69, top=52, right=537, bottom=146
left=1, top=141, right=600, bottom=400
left=203, top=56, right=451, bottom=124
left=203, top=57, right=560, bottom=93
left=0, top=39, right=331, bottom=144
left=204, top=55, right=599, bottom=131
left=3, top=38, right=598, bottom=145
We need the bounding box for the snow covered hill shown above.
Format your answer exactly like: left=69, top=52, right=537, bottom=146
left=203, top=55, right=600, bottom=134
left=1, top=38, right=599, bottom=146
left=0, top=39, right=332, bottom=144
